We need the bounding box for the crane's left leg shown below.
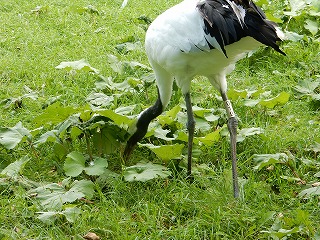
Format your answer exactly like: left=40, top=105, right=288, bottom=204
left=221, top=91, right=239, bottom=198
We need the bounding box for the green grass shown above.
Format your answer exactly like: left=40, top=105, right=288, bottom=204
left=1, top=0, right=320, bottom=239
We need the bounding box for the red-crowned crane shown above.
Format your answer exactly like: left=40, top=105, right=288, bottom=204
left=124, top=0, right=285, bottom=198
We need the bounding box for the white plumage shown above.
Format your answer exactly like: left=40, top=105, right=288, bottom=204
left=124, top=0, right=285, bottom=197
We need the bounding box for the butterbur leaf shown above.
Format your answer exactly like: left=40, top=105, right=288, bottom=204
left=86, top=93, right=114, bottom=107
left=294, top=79, right=320, bottom=95
left=228, top=89, right=248, bottom=100
left=98, top=109, right=132, bottom=126
left=259, top=92, right=290, bottom=108
left=306, top=142, right=320, bottom=153
left=37, top=207, right=81, bottom=225
left=298, top=186, right=320, bottom=198
left=0, top=122, right=31, bottom=149
left=33, top=102, right=77, bottom=127
left=304, top=20, right=319, bottom=36
left=283, top=31, right=304, bottom=42
left=55, top=59, right=99, bottom=74
left=29, top=179, right=94, bottom=210
left=237, top=127, right=264, bottom=142
left=1, top=156, right=30, bottom=178
left=253, top=153, right=288, bottom=170
left=62, top=207, right=81, bottom=223
left=34, top=130, right=59, bottom=146
left=69, top=180, right=95, bottom=199
left=158, top=105, right=181, bottom=125
left=196, top=129, right=221, bottom=146
left=192, top=106, right=212, bottom=118
left=37, top=211, right=59, bottom=225
left=153, top=128, right=175, bottom=141
left=141, top=143, right=184, bottom=161
left=64, top=151, right=86, bottom=177
left=123, top=162, right=171, bottom=182
left=84, top=157, right=108, bottom=176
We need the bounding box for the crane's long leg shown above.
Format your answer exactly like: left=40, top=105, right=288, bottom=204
left=185, top=92, right=195, bottom=178
left=221, top=91, right=239, bottom=198
left=123, top=90, right=163, bottom=159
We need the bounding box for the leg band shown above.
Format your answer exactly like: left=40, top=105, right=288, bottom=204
left=224, top=100, right=236, bottom=118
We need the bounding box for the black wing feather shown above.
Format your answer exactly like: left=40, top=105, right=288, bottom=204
left=197, top=0, right=245, bottom=57
left=196, top=0, right=285, bottom=57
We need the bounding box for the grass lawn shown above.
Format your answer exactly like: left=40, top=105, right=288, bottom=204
left=1, top=0, right=320, bottom=239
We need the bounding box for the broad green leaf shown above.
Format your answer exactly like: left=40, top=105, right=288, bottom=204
left=244, top=99, right=260, bottom=107
left=273, top=227, right=300, bottom=238
left=228, top=89, right=247, bottom=100
left=0, top=122, right=31, bottom=149
left=158, top=105, right=181, bottom=125
left=306, top=141, right=320, bottom=153
left=304, top=19, right=319, bottom=36
left=195, top=117, right=211, bottom=132
left=69, top=180, right=95, bottom=199
left=193, top=106, right=211, bottom=118
left=1, top=156, right=30, bottom=178
left=283, top=0, right=306, bottom=16
left=141, top=143, right=184, bottom=161
left=237, top=127, right=264, bottom=142
left=298, top=186, right=320, bottom=198
left=283, top=31, right=304, bottom=42
left=265, top=13, right=283, bottom=23
left=70, top=127, right=83, bottom=140
left=62, top=207, right=81, bottom=223
left=123, top=162, right=171, bottom=182
left=115, top=42, right=141, bottom=53
left=196, top=129, right=221, bottom=146
left=64, top=151, right=86, bottom=177
left=79, top=109, right=94, bottom=122
left=259, top=92, right=290, bottom=108
left=253, top=153, right=288, bottom=170
left=92, top=126, right=126, bottom=154
left=153, top=128, right=175, bottom=141
left=204, top=112, right=220, bottom=122
left=55, top=59, right=99, bottom=74
left=84, top=157, right=108, bottom=176
left=107, top=54, right=151, bottom=74
left=98, top=109, right=132, bottom=127
left=30, top=183, right=71, bottom=210
left=86, top=93, right=114, bottom=107
left=29, top=179, right=94, bottom=210
left=33, top=102, right=77, bottom=127
left=36, top=211, right=59, bottom=225
left=37, top=207, right=81, bottom=225
left=294, top=79, right=320, bottom=95
left=174, top=131, right=188, bottom=142
left=34, top=130, right=59, bottom=146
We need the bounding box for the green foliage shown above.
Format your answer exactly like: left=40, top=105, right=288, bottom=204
left=64, top=152, right=108, bottom=177
left=1, top=156, right=30, bottom=178
left=0, top=122, right=31, bottom=150
left=123, top=162, right=171, bottom=182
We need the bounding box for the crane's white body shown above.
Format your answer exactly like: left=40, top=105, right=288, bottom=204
left=145, top=0, right=262, bottom=108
